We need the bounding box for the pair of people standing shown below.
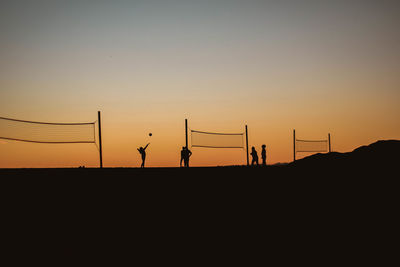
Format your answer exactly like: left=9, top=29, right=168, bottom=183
left=250, top=145, right=267, bottom=166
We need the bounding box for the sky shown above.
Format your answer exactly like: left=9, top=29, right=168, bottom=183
left=0, top=0, right=399, bottom=168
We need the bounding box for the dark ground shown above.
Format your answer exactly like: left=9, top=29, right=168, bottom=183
left=1, top=140, right=398, bottom=263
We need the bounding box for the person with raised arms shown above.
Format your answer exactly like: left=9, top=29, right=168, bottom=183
left=138, top=143, right=150, bottom=168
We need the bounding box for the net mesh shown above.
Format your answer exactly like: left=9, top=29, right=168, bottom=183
left=295, top=139, right=328, bottom=152
left=191, top=130, right=244, bottom=148
left=0, top=117, right=96, bottom=144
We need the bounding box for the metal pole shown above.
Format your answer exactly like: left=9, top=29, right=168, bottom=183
left=328, top=133, right=331, bottom=153
left=185, top=119, right=188, bottom=148
left=98, top=111, right=103, bottom=168
left=293, top=129, right=296, bottom=162
left=245, top=125, right=249, bottom=166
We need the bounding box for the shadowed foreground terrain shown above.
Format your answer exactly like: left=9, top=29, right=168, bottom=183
left=1, top=140, right=398, bottom=263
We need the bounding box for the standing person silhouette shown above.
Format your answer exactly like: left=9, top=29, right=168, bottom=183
left=180, top=146, right=185, bottom=167
left=184, top=147, right=192, bottom=167
left=137, top=143, right=150, bottom=168
left=251, top=146, right=259, bottom=166
left=261, top=145, right=267, bottom=166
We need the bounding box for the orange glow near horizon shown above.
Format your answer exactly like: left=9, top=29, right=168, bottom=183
left=1, top=1, right=399, bottom=168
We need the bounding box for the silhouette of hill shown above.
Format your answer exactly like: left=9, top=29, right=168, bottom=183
left=289, top=139, right=399, bottom=174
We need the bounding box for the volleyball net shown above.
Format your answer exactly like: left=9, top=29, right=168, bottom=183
left=185, top=119, right=250, bottom=165
left=0, top=116, right=96, bottom=144
left=190, top=130, right=245, bottom=149
left=293, top=129, right=331, bottom=161
left=295, top=139, right=328, bottom=153
left=0, top=112, right=103, bottom=167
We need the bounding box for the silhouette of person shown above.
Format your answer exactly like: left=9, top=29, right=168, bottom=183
left=184, top=146, right=192, bottom=167
left=261, top=145, right=267, bottom=166
left=180, top=146, right=185, bottom=167
left=251, top=146, right=259, bottom=166
left=137, top=143, right=150, bottom=168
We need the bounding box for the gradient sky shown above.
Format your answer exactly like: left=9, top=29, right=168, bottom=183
left=1, top=0, right=399, bottom=167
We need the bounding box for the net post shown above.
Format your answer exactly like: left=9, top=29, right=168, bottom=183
left=98, top=111, right=103, bottom=168
left=293, top=129, right=296, bottom=162
left=185, top=119, right=188, bottom=148
left=328, top=133, right=331, bottom=153
left=245, top=125, right=249, bottom=166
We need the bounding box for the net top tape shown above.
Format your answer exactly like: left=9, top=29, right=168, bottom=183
left=296, top=139, right=327, bottom=142
left=191, top=129, right=244, bottom=136
left=191, top=145, right=244, bottom=148
left=0, top=137, right=95, bottom=144
left=0, top=116, right=96, bottom=125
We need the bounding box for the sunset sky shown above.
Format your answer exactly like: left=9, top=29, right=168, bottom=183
left=1, top=0, right=399, bottom=168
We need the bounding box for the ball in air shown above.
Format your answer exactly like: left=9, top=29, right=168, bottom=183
left=149, top=133, right=152, bottom=136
